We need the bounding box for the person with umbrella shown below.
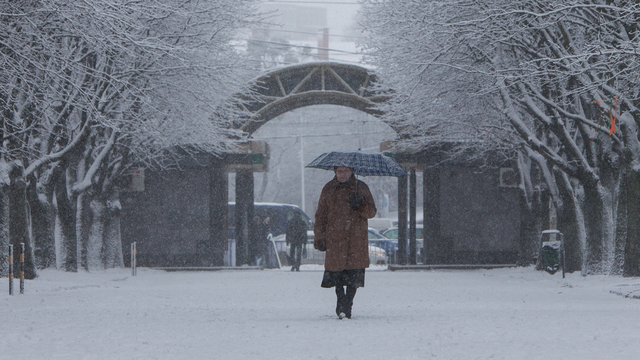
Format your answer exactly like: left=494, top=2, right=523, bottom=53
left=313, top=166, right=377, bottom=319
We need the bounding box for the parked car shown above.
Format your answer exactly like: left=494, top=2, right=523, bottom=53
left=367, top=227, right=388, bottom=240
left=366, top=228, right=397, bottom=256
left=381, top=225, right=424, bottom=258
left=367, top=218, right=395, bottom=232
left=381, top=225, right=424, bottom=241
left=367, top=233, right=397, bottom=258
left=273, top=230, right=387, bottom=265
left=228, top=202, right=312, bottom=240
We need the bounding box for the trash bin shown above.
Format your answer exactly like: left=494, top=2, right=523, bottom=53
left=536, top=230, right=565, bottom=278
left=540, top=240, right=561, bottom=274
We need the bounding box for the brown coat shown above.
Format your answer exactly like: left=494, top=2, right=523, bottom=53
left=314, top=175, right=377, bottom=271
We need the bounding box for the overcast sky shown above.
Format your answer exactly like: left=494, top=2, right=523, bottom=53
left=266, top=0, right=361, bottom=37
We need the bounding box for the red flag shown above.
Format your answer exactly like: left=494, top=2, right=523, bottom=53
left=609, top=97, right=618, bottom=135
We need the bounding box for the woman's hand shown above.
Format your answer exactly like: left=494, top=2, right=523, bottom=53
left=349, top=194, right=362, bottom=210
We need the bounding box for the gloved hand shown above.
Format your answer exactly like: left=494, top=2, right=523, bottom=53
left=349, top=194, right=363, bottom=210
left=317, top=245, right=327, bottom=252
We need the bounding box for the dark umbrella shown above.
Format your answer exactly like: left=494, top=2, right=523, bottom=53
left=305, top=151, right=407, bottom=177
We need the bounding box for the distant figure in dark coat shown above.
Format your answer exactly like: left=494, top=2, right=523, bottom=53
left=314, top=166, right=377, bottom=319
left=253, top=216, right=271, bottom=266
left=286, top=214, right=308, bottom=271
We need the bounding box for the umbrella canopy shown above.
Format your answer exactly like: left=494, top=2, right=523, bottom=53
left=306, top=151, right=407, bottom=177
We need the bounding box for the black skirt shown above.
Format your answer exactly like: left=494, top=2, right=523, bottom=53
left=321, top=269, right=365, bottom=288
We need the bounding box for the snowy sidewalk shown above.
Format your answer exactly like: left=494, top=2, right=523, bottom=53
left=2, top=266, right=640, bottom=360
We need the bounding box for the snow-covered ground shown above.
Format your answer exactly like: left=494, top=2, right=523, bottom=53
left=3, top=265, right=640, bottom=360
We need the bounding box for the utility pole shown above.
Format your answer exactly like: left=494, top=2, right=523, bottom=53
left=299, top=117, right=306, bottom=213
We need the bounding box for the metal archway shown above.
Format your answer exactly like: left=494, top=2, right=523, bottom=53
left=228, top=61, right=424, bottom=267
left=234, top=61, right=391, bottom=135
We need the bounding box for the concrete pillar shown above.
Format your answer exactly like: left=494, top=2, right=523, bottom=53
left=397, top=174, right=408, bottom=265
left=423, top=167, right=441, bottom=264
left=235, top=170, right=254, bottom=266
left=409, top=168, right=417, bottom=265
left=209, top=167, right=228, bottom=266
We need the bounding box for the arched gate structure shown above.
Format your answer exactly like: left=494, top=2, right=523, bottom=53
left=235, top=61, right=390, bottom=134
left=120, top=62, right=522, bottom=268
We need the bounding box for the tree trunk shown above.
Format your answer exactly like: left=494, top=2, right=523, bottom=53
left=518, top=150, right=555, bottom=268
left=87, top=199, right=106, bottom=270
left=518, top=198, right=540, bottom=267
left=26, top=175, right=56, bottom=269
left=615, top=179, right=628, bottom=274
left=55, top=169, right=77, bottom=272
left=554, top=170, right=583, bottom=273
left=581, top=181, right=610, bottom=274
left=0, top=176, right=10, bottom=277
left=9, top=165, right=37, bottom=279
left=103, top=193, right=124, bottom=268
left=622, top=169, right=640, bottom=276
left=611, top=176, right=626, bottom=276
left=619, top=112, right=640, bottom=277
left=76, top=192, right=92, bottom=270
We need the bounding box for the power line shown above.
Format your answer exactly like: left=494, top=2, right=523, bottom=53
left=245, top=38, right=363, bottom=55
left=257, top=119, right=385, bottom=125
left=252, top=130, right=395, bottom=140
left=262, top=1, right=361, bottom=4
left=252, top=27, right=365, bottom=39
left=242, top=56, right=366, bottom=68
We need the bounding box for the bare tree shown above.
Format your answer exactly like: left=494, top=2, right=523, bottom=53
left=1, top=0, right=262, bottom=273
left=361, top=0, right=640, bottom=275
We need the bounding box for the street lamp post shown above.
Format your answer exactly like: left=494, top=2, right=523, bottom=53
left=299, top=117, right=306, bottom=214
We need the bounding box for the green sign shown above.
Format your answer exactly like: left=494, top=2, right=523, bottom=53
left=252, top=154, right=264, bottom=164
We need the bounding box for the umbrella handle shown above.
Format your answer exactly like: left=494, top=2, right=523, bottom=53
left=355, top=173, right=358, bottom=194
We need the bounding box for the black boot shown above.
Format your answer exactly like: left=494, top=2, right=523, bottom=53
left=345, top=286, right=357, bottom=319
left=335, top=286, right=347, bottom=318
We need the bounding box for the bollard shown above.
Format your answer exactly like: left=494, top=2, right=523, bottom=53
left=131, top=242, right=137, bottom=276
left=20, top=243, right=25, bottom=294
left=8, top=245, right=13, bottom=296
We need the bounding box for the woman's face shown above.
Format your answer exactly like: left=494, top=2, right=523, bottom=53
left=335, top=166, right=353, bottom=183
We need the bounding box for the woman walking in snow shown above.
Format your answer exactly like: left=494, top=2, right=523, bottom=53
left=313, top=166, right=377, bottom=319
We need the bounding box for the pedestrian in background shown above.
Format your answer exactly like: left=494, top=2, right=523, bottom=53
left=286, top=213, right=308, bottom=271
left=253, top=216, right=271, bottom=266
left=313, top=166, right=377, bottom=319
